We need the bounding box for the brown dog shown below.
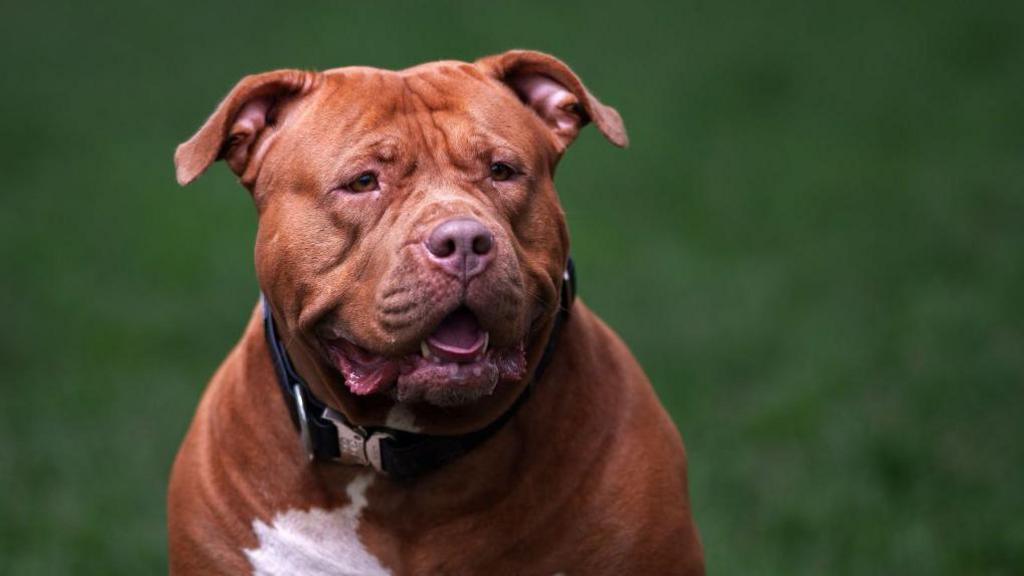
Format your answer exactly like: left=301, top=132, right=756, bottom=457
left=169, top=50, right=704, bottom=575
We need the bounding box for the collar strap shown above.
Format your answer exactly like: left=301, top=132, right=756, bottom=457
left=262, top=258, right=576, bottom=479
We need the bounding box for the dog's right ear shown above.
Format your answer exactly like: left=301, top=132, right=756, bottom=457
left=174, top=69, right=319, bottom=186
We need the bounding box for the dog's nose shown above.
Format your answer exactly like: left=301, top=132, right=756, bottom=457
left=425, top=218, right=495, bottom=279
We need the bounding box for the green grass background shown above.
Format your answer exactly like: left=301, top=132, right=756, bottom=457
left=2, top=1, right=1023, bottom=573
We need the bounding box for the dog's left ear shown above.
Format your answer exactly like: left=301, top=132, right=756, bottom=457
left=477, top=50, right=628, bottom=151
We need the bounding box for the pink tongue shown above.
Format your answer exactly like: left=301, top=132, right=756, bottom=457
left=429, top=308, right=483, bottom=350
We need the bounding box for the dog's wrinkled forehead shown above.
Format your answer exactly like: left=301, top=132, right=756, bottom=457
left=282, top=63, right=552, bottom=179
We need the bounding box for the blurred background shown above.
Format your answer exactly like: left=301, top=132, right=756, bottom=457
left=2, top=1, right=1022, bottom=574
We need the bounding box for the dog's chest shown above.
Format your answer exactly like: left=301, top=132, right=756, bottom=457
left=241, top=471, right=574, bottom=576
left=243, top=473, right=391, bottom=576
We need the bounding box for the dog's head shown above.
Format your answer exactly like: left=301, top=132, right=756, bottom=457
left=175, top=50, right=626, bottom=431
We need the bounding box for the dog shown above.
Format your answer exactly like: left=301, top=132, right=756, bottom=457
left=168, top=50, right=704, bottom=575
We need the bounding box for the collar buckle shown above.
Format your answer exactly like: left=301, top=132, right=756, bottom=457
left=322, top=407, right=392, bottom=472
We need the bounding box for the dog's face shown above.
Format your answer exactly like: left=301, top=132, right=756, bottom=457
left=175, top=51, right=626, bottom=429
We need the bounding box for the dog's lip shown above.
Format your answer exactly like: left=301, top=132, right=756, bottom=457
left=321, top=337, right=399, bottom=395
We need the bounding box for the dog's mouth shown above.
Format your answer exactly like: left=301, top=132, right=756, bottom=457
left=320, top=307, right=527, bottom=407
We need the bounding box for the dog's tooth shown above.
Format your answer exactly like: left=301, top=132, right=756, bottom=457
left=419, top=342, right=443, bottom=363
left=481, top=332, right=490, bottom=355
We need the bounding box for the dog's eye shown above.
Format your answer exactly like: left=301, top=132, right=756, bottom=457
left=489, top=162, right=516, bottom=182
left=347, top=172, right=379, bottom=193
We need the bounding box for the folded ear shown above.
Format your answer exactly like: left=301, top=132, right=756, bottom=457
left=476, top=50, right=628, bottom=152
left=174, top=69, right=319, bottom=186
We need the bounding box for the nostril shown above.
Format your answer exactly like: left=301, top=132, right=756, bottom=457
left=438, top=238, right=456, bottom=258
left=426, top=231, right=456, bottom=258
left=472, top=233, right=493, bottom=255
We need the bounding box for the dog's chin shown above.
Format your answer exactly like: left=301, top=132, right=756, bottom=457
left=319, top=307, right=528, bottom=408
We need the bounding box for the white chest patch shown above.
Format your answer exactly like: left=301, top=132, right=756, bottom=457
left=244, top=473, right=391, bottom=576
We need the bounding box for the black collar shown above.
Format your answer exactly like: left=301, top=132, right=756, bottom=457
left=262, top=258, right=576, bottom=479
